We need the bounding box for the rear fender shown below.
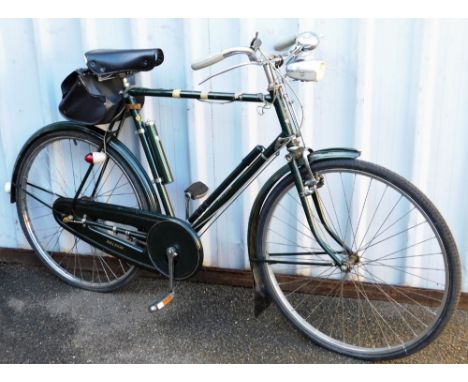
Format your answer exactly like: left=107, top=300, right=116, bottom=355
left=9, top=121, right=159, bottom=211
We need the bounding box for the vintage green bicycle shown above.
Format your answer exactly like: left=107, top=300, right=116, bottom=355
left=8, top=32, right=461, bottom=360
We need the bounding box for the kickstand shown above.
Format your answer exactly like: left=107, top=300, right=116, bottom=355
left=148, top=247, right=177, bottom=312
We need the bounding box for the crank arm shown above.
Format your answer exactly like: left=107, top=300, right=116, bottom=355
left=148, top=247, right=177, bottom=312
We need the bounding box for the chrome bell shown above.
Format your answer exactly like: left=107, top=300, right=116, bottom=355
left=296, top=32, right=320, bottom=51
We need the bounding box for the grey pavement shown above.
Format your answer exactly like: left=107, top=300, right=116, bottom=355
left=0, top=262, right=467, bottom=363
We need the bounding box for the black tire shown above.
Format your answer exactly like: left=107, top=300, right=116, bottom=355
left=255, top=159, right=461, bottom=360
left=15, top=127, right=156, bottom=292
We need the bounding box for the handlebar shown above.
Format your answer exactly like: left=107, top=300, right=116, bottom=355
left=191, top=47, right=258, bottom=70
left=273, top=35, right=297, bottom=52
left=191, top=32, right=321, bottom=79
left=191, top=52, right=225, bottom=71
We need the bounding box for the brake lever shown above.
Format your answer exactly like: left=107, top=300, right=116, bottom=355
left=198, top=61, right=263, bottom=85
left=250, top=32, right=262, bottom=50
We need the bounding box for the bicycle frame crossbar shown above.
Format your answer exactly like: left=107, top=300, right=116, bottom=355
left=127, top=88, right=272, bottom=103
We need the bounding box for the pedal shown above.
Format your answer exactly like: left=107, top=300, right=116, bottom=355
left=184, top=181, right=209, bottom=219
left=148, top=247, right=177, bottom=312
left=184, top=181, right=209, bottom=200
left=149, top=291, right=175, bottom=312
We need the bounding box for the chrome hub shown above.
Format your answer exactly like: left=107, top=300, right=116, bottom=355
left=340, top=253, right=360, bottom=272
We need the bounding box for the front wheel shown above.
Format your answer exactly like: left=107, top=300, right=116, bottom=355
left=255, top=159, right=461, bottom=360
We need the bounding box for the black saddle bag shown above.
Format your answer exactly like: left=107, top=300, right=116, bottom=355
left=59, top=69, right=127, bottom=125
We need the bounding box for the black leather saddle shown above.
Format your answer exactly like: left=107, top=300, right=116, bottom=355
left=85, top=48, right=164, bottom=76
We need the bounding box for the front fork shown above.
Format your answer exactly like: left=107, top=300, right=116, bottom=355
left=286, top=144, right=353, bottom=267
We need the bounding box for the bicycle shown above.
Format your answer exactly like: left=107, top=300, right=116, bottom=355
left=8, top=32, right=461, bottom=361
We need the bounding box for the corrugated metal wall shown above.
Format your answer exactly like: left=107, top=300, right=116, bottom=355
left=0, top=18, right=467, bottom=291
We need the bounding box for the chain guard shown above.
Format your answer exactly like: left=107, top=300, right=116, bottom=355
left=52, top=197, right=203, bottom=279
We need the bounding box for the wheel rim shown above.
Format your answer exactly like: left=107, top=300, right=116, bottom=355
left=260, top=164, right=451, bottom=356
left=17, top=134, right=145, bottom=289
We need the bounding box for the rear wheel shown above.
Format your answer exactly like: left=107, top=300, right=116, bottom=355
left=15, top=127, right=155, bottom=292
left=256, top=159, right=461, bottom=360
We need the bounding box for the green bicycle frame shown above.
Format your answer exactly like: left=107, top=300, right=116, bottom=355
left=124, top=86, right=346, bottom=267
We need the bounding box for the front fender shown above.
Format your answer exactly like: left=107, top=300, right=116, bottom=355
left=308, top=147, right=361, bottom=163
left=9, top=121, right=159, bottom=211
left=247, top=147, right=360, bottom=315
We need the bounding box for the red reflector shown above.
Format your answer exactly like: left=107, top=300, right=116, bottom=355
left=84, top=153, right=93, bottom=164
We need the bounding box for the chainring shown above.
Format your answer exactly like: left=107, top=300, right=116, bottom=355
left=147, top=220, right=203, bottom=280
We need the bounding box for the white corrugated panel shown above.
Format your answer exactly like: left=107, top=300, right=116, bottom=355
left=0, top=18, right=466, bottom=291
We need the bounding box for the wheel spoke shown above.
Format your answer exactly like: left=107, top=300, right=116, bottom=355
left=351, top=178, right=373, bottom=250
left=360, top=220, right=427, bottom=253
left=356, top=185, right=388, bottom=251
left=339, top=173, right=357, bottom=247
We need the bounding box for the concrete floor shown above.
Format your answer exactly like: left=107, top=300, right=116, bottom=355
left=0, top=262, right=466, bottom=363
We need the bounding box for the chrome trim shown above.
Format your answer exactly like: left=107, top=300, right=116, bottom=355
left=295, top=32, right=320, bottom=52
